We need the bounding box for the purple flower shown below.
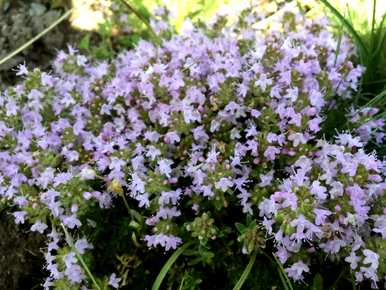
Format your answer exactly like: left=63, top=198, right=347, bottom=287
left=144, top=234, right=182, bottom=251
left=13, top=211, right=27, bottom=224
left=258, top=170, right=274, bottom=187
left=272, top=191, right=297, bottom=210
left=308, top=117, right=323, bottom=132
left=215, top=177, right=234, bottom=192
left=61, top=147, right=79, bottom=162
left=373, top=215, right=386, bottom=238
left=63, top=252, right=84, bottom=284
left=31, top=221, right=48, bottom=233
left=255, top=73, right=272, bottom=91
left=159, top=189, right=182, bottom=206
left=313, top=209, right=331, bottom=225
left=285, top=261, right=309, bottom=281
left=53, top=172, right=73, bottom=186
left=310, top=181, right=327, bottom=200
left=309, top=89, right=324, bottom=109
left=108, top=273, right=121, bottom=288
left=258, top=198, right=276, bottom=217
left=288, top=133, right=307, bottom=147
left=75, top=238, right=93, bottom=254
left=245, top=125, right=258, bottom=138
left=362, top=249, right=379, bottom=270
left=79, top=167, right=96, bottom=180
left=130, top=173, right=145, bottom=195
left=157, top=159, right=174, bottom=178
left=276, top=247, right=289, bottom=263
left=164, top=131, right=180, bottom=144
left=285, top=87, right=298, bottom=102
left=136, top=193, right=150, bottom=208
left=37, top=168, right=55, bottom=189
left=206, top=146, right=219, bottom=164
left=15, top=63, right=28, bottom=76
left=290, top=215, right=321, bottom=241
left=192, top=126, right=209, bottom=143
left=62, top=215, right=81, bottom=229
left=345, top=251, right=360, bottom=270
left=264, top=146, right=280, bottom=161
left=336, top=133, right=363, bottom=148
left=250, top=109, right=261, bottom=118
left=320, top=238, right=346, bottom=254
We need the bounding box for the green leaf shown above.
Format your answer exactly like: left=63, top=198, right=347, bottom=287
left=235, top=222, right=245, bottom=233
left=363, top=88, right=386, bottom=108
left=151, top=242, right=191, bottom=290
left=93, top=45, right=112, bottom=60
left=272, top=254, right=294, bottom=290
left=373, top=12, right=386, bottom=58
left=117, top=35, right=141, bottom=48
left=369, top=0, right=377, bottom=53
left=131, top=0, right=152, bottom=20
left=232, top=251, right=257, bottom=290
left=79, top=35, right=91, bottom=51
left=311, top=273, right=323, bottom=290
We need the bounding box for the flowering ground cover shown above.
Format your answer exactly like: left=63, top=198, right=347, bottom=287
left=0, top=1, right=385, bottom=289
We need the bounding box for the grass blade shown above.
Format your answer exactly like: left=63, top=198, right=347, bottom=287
left=0, top=9, right=72, bottom=67
left=370, top=0, right=377, bottom=53
left=375, top=111, right=386, bottom=119
left=320, top=0, right=368, bottom=57
left=363, top=88, right=386, bottom=107
left=151, top=242, right=191, bottom=290
left=262, top=252, right=293, bottom=290
left=373, top=12, right=386, bottom=57
left=233, top=251, right=257, bottom=290
left=272, top=254, right=294, bottom=290
left=276, top=264, right=291, bottom=290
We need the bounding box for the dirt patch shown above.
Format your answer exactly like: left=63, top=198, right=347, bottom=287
left=0, top=0, right=80, bottom=89
left=0, top=209, right=46, bottom=289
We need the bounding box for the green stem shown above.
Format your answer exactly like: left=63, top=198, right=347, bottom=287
left=120, top=193, right=132, bottom=216
left=233, top=251, right=257, bottom=290
left=178, top=276, right=186, bottom=290
left=0, top=9, right=73, bottom=67
left=363, top=88, right=386, bottom=107
left=120, top=0, right=162, bottom=45
left=329, top=269, right=346, bottom=290
left=60, top=224, right=101, bottom=290
left=370, top=0, right=377, bottom=54
left=272, top=254, right=294, bottom=290
left=349, top=272, right=357, bottom=290
left=262, top=252, right=294, bottom=290
left=151, top=242, right=191, bottom=290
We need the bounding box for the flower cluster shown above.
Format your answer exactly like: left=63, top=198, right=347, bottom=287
left=259, top=139, right=385, bottom=285
left=0, top=3, right=384, bottom=289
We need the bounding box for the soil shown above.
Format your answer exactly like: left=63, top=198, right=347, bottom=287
left=0, top=209, right=46, bottom=289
